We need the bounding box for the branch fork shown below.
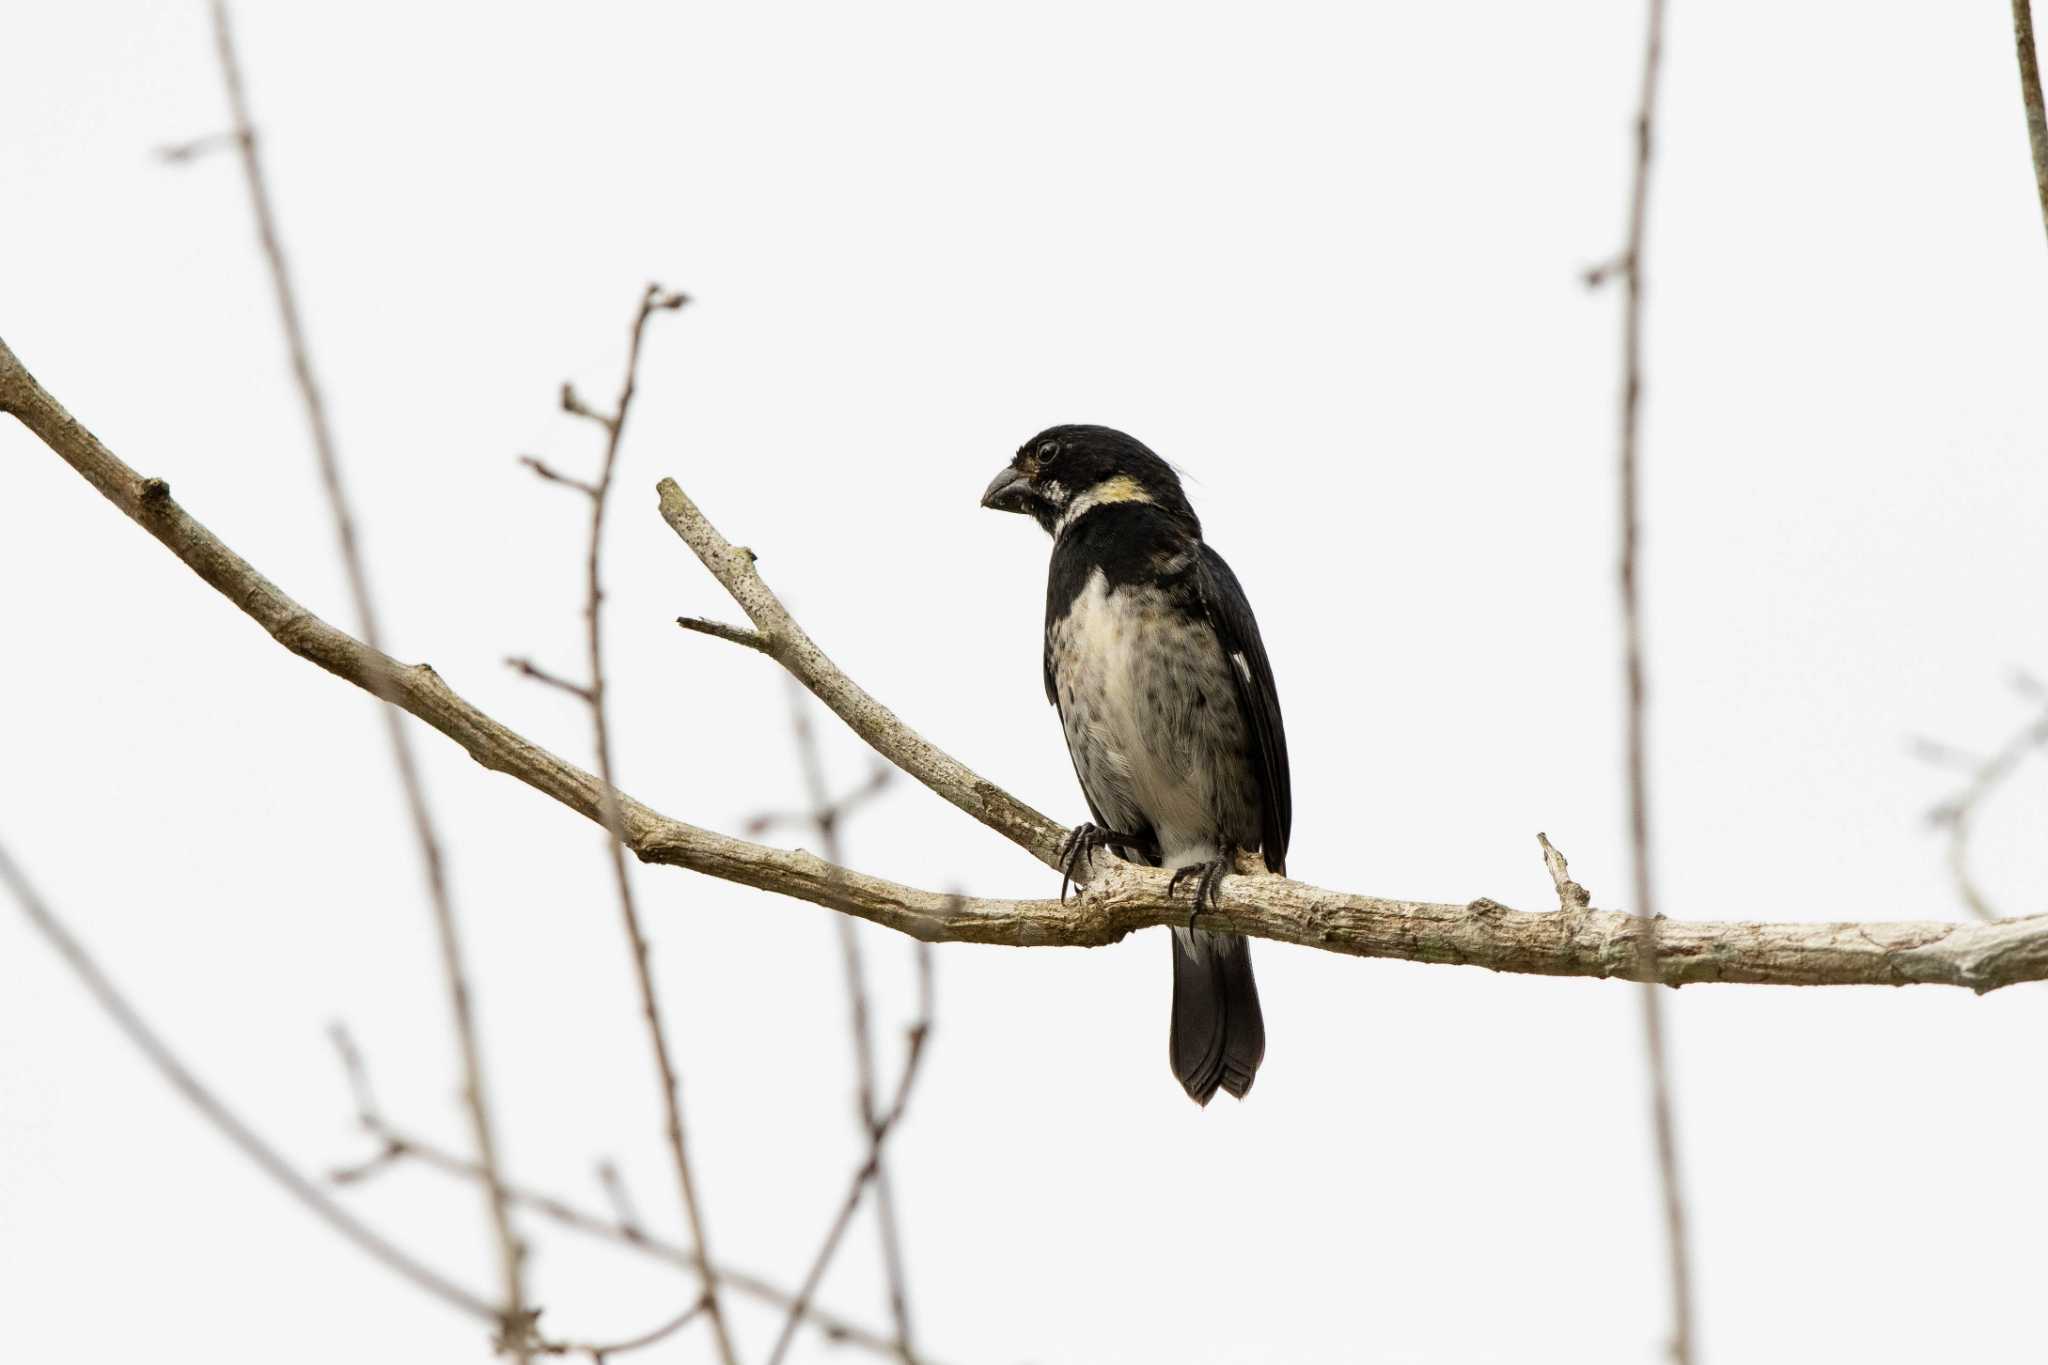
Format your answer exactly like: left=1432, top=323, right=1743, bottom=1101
left=6, top=332, right=2048, bottom=1006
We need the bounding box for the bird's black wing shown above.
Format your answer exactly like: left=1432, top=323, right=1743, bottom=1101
left=1195, top=544, right=1291, bottom=874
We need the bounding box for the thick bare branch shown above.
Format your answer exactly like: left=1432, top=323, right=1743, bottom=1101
left=7, top=336, right=2048, bottom=989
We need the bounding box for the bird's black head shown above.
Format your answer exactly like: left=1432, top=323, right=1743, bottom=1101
left=979, top=425, right=1198, bottom=537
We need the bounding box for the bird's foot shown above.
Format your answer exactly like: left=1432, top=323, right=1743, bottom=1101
left=1167, top=856, right=1232, bottom=933
left=1058, top=823, right=1155, bottom=901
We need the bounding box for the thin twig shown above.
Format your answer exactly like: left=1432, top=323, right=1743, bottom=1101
left=677, top=615, right=771, bottom=653
left=658, top=477, right=1056, bottom=858
left=541, top=1297, right=709, bottom=1362
left=560, top=381, right=614, bottom=427
left=596, top=1161, right=643, bottom=1235
left=744, top=761, right=893, bottom=840
left=780, top=678, right=918, bottom=1357
left=1916, top=679, right=2048, bottom=922
left=579, top=284, right=736, bottom=1365
left=516, top=284, right=737, bottom=1364
left=768, top=941, right=936, bottom=1365
left=155, top=130, right=241, bottom=163
left=2014, top=0, right=2048, bottom=245
left=0, top=844, right=496, bottom=1324
left=1597, top=0, right=1695, bottom=1358
left=323, top=1031, right=936, bottom=1362
left=203, top=2, right=529, bottom=1348
left=329, top=1020, right=378, bottom=1125
left=505, top=657, right=595, bottom=703
left=520, top=455, right=601, bottom=497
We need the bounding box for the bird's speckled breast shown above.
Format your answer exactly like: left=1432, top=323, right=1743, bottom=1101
left=1047, top=568, right=1257, bottom=869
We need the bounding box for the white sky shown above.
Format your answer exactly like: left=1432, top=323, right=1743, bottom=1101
left=6, top=3, right=2048, bottom=1362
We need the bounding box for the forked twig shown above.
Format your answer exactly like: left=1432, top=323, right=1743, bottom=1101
left=767, top=940, right=936, bottom=1365
left=1915, top=675, right=2048, bottom=923
left=0, top=846, right=496, bottom=1325
left=772, top=678, right=917, bottom=1357
left=512, top=284, right=736, bottom=1364
left=325, top=1029, right=939, bottom=1363
left=8, top=340, right=2048, bottom=990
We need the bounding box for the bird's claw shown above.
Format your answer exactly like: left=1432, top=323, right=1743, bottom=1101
left=1167, top=857, right=1231, bottom=933
left=1058, top=823, right=1154, bottom=901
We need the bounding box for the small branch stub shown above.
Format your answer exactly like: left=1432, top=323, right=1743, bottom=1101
left=1537, top=833, right=1593, bottom=913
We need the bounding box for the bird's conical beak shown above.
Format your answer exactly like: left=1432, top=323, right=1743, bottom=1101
left=980, top=466, right=1035, bottom=514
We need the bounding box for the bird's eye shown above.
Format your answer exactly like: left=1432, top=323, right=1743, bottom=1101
left=1035, top=440, right=1061, bottom=467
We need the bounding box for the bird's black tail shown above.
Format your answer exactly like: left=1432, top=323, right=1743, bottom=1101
left=1169, top=929, right=1265, bottom=1105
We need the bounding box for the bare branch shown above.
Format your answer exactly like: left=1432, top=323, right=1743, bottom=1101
left=323, top=1036, right=934, bottom=1363
left=201, top=3, right=531, bottom=1348
left=677, top=615, right=770, bottom=653
left=539, top=1297, right=708, bottom=1362
left=328, top=1021, right=378, bottom=1125
left=596, top=1161, right=643, bottom=1236
left=0, top=843, right=498, bottom=1327
left=520, top=455, right=601, bottom=498
left=520, top=284, right=737, bottom=1365
left=10, top=337, right=2048, bottom=990
left=659, top=477, right=1062, bottom=860
left=1536, top=833, right=1592, bottom=914
left=1600, top=0, right=1695, bottom=1356
left=775, top=680, right=918, bottom=1357
left=768, top=938, right=936, bottom=1365
left=1916, top=693, right=2048, bottom=922
left=1582, top=250, right=1632, bottom=289
left=505, top=656, right=596, bottom=703
left=156, top=129, right=242, bottom=163
left=1906, top=736, right=1985, bottom=774
left=2015, top=0, right=2048, bottom=244
left=744, top=762, right=893, bottom=839
left=560, top=381, right=617, bottom=429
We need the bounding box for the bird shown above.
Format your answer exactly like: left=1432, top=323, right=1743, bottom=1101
left=980, top=424, right=1291, bottom=1104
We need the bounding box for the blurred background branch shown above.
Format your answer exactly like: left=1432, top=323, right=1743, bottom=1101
left=199, top=0, right=531, bottom=1346
left=772, top=677, right=921, bottom=1361
left=325, top=1026, right=938, bottom=1363
left=2013, top=0, right=2048, bottom=242
left=1591, top=0, right=1696, bottom=1356
left=0, top=843, right=501, bottom=1326
left=1914, top=671, right=2048, bottom=923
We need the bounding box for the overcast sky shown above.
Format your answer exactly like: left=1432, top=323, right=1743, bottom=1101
left=6, top=4, right=2048, bottom=1363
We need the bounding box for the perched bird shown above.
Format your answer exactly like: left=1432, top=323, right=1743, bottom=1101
left=981, top=425, right=1291, bottom=1104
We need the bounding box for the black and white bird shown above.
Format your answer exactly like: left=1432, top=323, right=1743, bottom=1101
left=981, top=425, right=1290, bottom=1105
